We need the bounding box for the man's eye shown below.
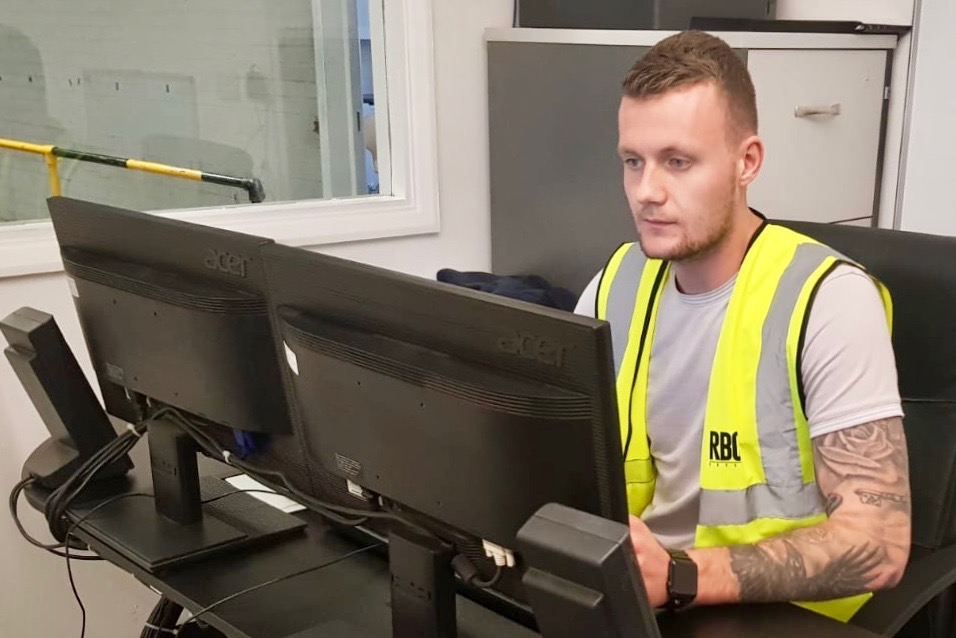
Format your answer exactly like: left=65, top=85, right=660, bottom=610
left=624, top=158, right=642, bottom=169
left=669, top=158, right=690, bottom=169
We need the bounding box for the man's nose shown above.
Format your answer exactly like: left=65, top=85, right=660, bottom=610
left=631, top=164, right=666, bottom=206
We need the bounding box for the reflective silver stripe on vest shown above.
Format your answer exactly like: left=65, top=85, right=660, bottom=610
left=604, top=245, right=648, bottom=377
left=698, top=482, right=825, bottom=526
left=699, top=242, right=843, bottom=527
left=757, top=243, right=839, bottom=486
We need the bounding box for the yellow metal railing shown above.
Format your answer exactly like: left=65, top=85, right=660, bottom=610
left=0, top=137, right=265, bottom=203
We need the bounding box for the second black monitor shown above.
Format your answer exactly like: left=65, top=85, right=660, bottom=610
left=261, top=242, right=628, bottom=552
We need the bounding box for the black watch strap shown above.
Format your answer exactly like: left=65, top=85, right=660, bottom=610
left=665, top=549, right=698, bottom=610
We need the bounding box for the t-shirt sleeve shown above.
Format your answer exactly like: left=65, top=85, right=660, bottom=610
left=574, top=271, right=603, bottom=318
left=801, top=264, right=904, bottom=439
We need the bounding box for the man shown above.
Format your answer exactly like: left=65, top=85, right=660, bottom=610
left=574, top=31, right=910, bottom=621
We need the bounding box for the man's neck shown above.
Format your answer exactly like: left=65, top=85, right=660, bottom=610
left=672, top=209, right=763, bottom=295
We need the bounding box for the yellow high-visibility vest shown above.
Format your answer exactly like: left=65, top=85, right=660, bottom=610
left=596, top=223, right=893, bottom=622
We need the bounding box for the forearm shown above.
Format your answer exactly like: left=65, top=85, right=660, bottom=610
left=686, top=515, right=908, bottom=605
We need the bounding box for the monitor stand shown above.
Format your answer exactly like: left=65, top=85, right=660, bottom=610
left=73, top=417, right=305, bottom=572
left=389, top=526, right=458, bottom=638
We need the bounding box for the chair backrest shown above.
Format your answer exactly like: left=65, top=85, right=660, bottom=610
left=781, top=221, right=956, bottom=553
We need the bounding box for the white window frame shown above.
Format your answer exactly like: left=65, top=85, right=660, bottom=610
left=0, top=0, right=439, bottom=278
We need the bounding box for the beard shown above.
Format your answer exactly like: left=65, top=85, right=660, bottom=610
left=636, top=183, right=737, bottom=263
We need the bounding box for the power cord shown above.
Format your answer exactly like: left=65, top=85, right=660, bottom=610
left=141, top=597, right=183, bottom=638
left=173, top=542, right=384, bottom=635
left=200, top=489, right=292, bottom=505
left=451, top=554, right=504, bottom=589
left=158, top=406, right=439, bottom=538
left=43, top=418, right=148, bottom=543
left=8, top=477, right=101, bottom=560
left=63, top=491, right=153, bottom=638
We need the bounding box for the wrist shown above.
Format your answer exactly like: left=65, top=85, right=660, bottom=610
left=686, top=546, right=737, bottom=605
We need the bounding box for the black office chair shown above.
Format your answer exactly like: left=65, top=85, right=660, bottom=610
left=781, top=220, right=956, bottom=638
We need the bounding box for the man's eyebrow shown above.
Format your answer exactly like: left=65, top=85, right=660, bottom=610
left=659, top=145, right=692, bottom=156
left=617, top=145, right=692, bottom=157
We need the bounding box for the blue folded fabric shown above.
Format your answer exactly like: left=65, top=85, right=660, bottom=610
left=436, top=269, right=578, bottom=312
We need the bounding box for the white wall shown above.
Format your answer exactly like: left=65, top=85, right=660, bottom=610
left=0, top=1, right=513, bottom=635
left=897, top=0, right=956, bottom=236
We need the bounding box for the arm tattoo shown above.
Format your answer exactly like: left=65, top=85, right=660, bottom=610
left=730, top=541, right=884, bottom=602
left=817, top=418, right=909, bottom=496
left=727, top=417, right=910, bottom=602
left=855, top=489, right=909, bottom=511
left=824, top=493, right=843, bottom=515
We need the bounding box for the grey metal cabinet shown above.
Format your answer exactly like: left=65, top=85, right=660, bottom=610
left=747, top=49, right=890, bottom=225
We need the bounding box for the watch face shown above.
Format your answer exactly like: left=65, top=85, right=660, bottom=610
left=669, top=558, right=698, bottom=597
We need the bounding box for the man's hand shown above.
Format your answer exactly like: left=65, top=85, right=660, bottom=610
left=629, top=514, right=671, bottom=607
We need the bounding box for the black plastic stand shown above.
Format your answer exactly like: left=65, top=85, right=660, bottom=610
left=149, top=418, right=203, bottom=524
left=73, top=416, right=305, bottom=572
left=389, top=527, right=457, bottom=638
left=2, top=307, right=132, bottom=488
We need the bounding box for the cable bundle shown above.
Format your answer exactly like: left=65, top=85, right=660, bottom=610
left=140, top=597, right=183, bottom=638
left=42, top=419, right=147, bottom=543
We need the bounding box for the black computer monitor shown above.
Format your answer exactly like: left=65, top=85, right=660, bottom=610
left=260, top=242, right=629, bottom=636
left=48, top=196, right=289, bottom=435
left=47, top=197, right=303, bottom=570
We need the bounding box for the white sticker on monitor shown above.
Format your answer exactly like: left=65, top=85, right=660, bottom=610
left=66, top=277, right=79, bottom=298
left=284, top=342, right=299, bottom=375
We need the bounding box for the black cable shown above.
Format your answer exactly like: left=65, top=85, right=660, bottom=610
left=45, top=412, right=152, bottom=539
left=64, top=492, right=153, bottom=638
left=142, top=596, right=183, bottom=638
left=158, top=407, right=440, bottom=534
left=46, top=435, right=137, bottom=538
left=65, top=541, right=86, bottom=638
left=8, top=477, right=102, bottom=560
left=142, top=598, right=164, bottom=638
left=472, top=565, right=503, bottom=588
left=162, top=397, right=380, bottom=532
left=158, top=598, right=184, bottom=631
left=200, top=489, right=292, bottom=505
left=174, top=542, right=384, bottom=634
left=43, top=420, right=147, bottom=542
left=451, top=554, right=504, bottom=589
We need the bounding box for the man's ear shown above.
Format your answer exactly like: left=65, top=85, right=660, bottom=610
left=737, top=134, right=764, bottom=188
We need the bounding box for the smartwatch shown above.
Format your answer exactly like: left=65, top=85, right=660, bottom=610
left=665, top=549, right=698, bottom=610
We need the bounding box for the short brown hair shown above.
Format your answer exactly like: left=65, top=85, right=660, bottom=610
left=622, top=31, right=757, bottom=138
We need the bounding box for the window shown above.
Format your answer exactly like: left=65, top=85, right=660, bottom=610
left=0, top=0, right=439, bottom=276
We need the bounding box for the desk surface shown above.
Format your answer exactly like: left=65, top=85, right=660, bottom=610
left=40, top=473, right=882, bottom=638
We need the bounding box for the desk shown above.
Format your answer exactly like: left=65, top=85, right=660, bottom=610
left=28, top=474, right=883, bottom=638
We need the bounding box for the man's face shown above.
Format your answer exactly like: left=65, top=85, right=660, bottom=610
left=618, top=81, right=743, bottom=262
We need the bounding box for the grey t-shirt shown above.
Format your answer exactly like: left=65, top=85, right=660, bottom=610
left=575, top=263, right=903, bottom=549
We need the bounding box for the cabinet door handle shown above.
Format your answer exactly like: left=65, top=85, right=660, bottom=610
left=794, top=103, right=842, bottom=118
